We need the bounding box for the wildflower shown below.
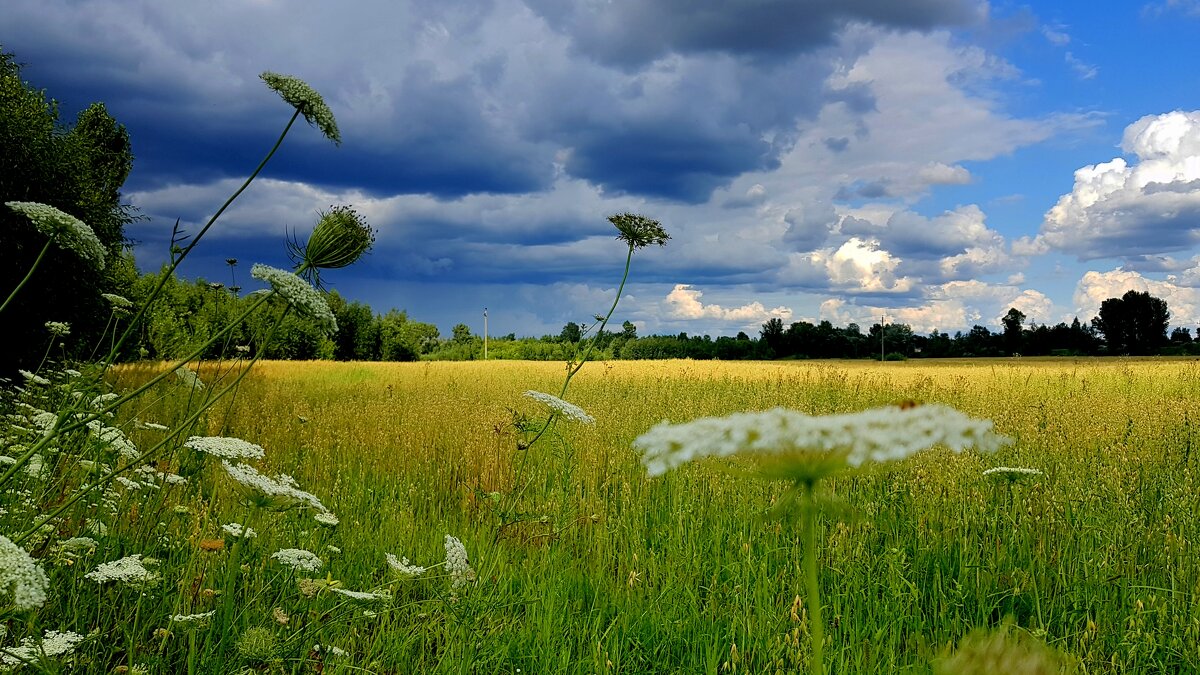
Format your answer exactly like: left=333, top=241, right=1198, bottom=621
left=174, top=366, right=205, bottom=389
left=90, top=393, right=119, bottom=408
left=315, top=644, right=348, bottom=658
left=6, top=201, right=106, bottom=268
left=634, top=403, right=1010, bottom=481
left=85, top=554, right=159, bottom=587
left=271, top=548, right=322, bottom=573
left=260, top=71, right=341, bottom=144
left=86, top=421, right=139, bottom=459
left=59, top=537, right=98, bottom=554
left=235, top=626, right=278, bottom=664
left=18, top=370, right=50, bottom=386
left=44, top=321, right=70, bottom=336
left=221, top=461, right=329, bottom=512
left=250, top=264, right=338, bottom=335
left=983, top=466, right=1043, bottom=478
left=198, top=539, right=225, bottom=552
left=326, top=545, right=341, bottom=554
left=101, top=293, right=132, bottom=309
left=524, top=391, right=595, bottom=425
left=0, top=534, right=50, bottom=610
left=385, top=553, right=426, bottom=577
left=222, top=523, right=258, bottom=539
left=115, top=476, right=142, bottom=491
left=23, top=454, right=45, bottom=479
left=184, top=436, right=266, bottom=461
left=444, top=535, right=475, bottom=589
left=609, top=212, right=670, bottom=250
left=134, top=421, right=169, bottom=431
left=313, top=512, right=339, bottom=527
left=64, top=368, right=82, bottom=377
left=329, top=587, right=391, bottom=602
left=169, top=610, right=215, bottom=625
left=290, top=205, right=375, bottom=281
left=272, top=607, right=290, bottom=625
left=0, top=630, right=86, bottom=668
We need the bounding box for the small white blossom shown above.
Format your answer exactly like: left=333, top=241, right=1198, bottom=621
left=184, top=436, right=266, bottom=461
left=260, top=72, right=341, bottom=144
left=444, top=535, right=475, bottom=589
left=174, top=366, right=204, bottom=390
left=983, top=466, right=1044, bottom=479
left=385, top=553, right=426, bottom=577
left=114, top=476, right=142, bottom=491
left=134, top=421, right=169, bottom=431
left=0, top=534, right=50, bottom=611
left=85, top=421, right=138, bottom=459
left=271, top=548, right=323, bottom=573
left=64, top=369, right=82, bottom=377
left=0, top=629, right=86, bottom=667
left=90, top=393, right=119, bottom=408
left=169, top=610, right=215, bottom=624
left=313, top=512, right=339, bottom=527
left=524, top=391, right=595, bottom=424
left=44, top=321, right=70, bottom=337
left=85, top=554, right=159, bottom=587
left=18, top=370, right=50, bottom=386
left=59, top=537, right=98, bottom=553
left=250, top=264, right=337, bottom=336
left=101, top=293, right=132, bottom=309
left=221, top=461, right=328, bottom=512
left=634, top=404, right=1010, bottom=478
left=222, top=523, right=257, bottom=539
left=329, top=587, right=390, bottom=602
left=314, top=644, right=348, bottom=658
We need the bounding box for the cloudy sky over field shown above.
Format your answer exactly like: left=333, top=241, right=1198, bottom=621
left=6, top=0, right=1200, bottom=337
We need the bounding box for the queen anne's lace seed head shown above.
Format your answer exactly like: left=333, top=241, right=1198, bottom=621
left=0, top=534, right=50, bottom=611
left=85, top=554, right=159, bottom=587
left=0, top=629, right=86, bottom=667
left=6, top=201, right=106, bottom=268
left=385, top=553, right=426, bottom=577
left=271, top=548, right=323, bottom=573
left=184, top=436, right=266, bottom=461
left=250, top=264, right=338, bottom=336
left=634, top=404, right=1010, bottom=479
left=221, top=461, right=329, bottom=512
left=444, top=535, right=475, bottom=589
left=524, top=391, right=595, bottom=425
left=260, top=72, right=341, bottom=145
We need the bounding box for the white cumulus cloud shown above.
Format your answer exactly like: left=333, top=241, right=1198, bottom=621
left=1073, top=268, right=1200, bottom=326
left=664, top=284, right=793, bottom=324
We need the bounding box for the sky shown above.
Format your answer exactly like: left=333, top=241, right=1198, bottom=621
left=6, top=0, right=1200, bottom=339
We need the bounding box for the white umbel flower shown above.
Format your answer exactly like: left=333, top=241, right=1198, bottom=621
left=222, top=523, right=258, bottom=539
left=385, top=553, right=426, bottom=577
left=174, top=366, right=205, bottom=390
left=170, top=610, right=215, bottom=624
left=329, top=587, right=391, bottom=602
left=524, top=391, right=595, bottom=425
left=983, top=466, right=1043, bottom=479
left=634, top=403, right=1010, bottom=478
left=250, top=264, right=338, bottom=336
left=444, top=535, right=474, bottom=589
left=6, top=201, right=106, bottom=269
left=0, top=534, right=50, bottom=611
left=313, top=512, right=339, bottom=527
left=0, top=629, right=86, bottom=667
left=85, top=554, right=159, bottom=587
left=271, top=548, right=323, bottom=573
left=184, top=436, right=266, bottom=461
left=221, top=461, right=328, bottom=512
left=86, top=421, right=139, bottom=459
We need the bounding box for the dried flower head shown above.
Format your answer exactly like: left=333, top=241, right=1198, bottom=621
left=6, top=201, right=106, bottom=268
left=260, top=72, right=341, bottom=145
left=524, top=390, right=595, bottom=424
left=0, top=534, right=50, bottom=611
left=634, top=404, right=1010, bottom=482
left=184, top=436, right=266, bottom=461
left=609, top=212, right=670, bottom=250
left=250, top=264, right=338, bottom=336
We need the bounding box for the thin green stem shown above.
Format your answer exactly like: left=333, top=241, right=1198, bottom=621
left=0, top=238, right=53, bottom=315
left=560, top=244, right=634, bottom=397
left=804, top=483, right=826, bottom=675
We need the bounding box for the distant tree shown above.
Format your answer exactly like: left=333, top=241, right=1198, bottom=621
left=1170, top=326, right=1192, bottom=344
left=1091, top=290, right=1170, bottom=355
left=621, top=320, right=637, bottom=340
left=559, top=321, right=581, bottom=343
left=452, top=323, right=473, bottom=344
left=1001, top=307, right=1026, bottom=355
left=760, top=317, right=785, bottom=356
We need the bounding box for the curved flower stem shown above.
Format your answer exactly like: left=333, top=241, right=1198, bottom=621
left=98, top=108, right=302, bottom=371
left=560, top=243, right=633, bottom=397
left=0, top=238, right=52, bottom=315
left=803, top=483, right=826, bottom=675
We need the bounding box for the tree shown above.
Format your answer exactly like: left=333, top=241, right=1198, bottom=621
left=621, top=320, right=637, bottom=340
left=1091, top=290, right=1170, bottom=355
left=559, top=321, right=582, bottom=343
left=451, top=323, right=473, bottom=344
left=760, top=317, right=785, bottom=356
left=1, top=49, right=135, bottom=372
left=1001, top=307, right=1025, bottom=355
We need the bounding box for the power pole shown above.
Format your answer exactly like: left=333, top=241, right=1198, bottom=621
left=880, top=312, right=885, bottom=362
left=483, top=307, right=488, bottom=360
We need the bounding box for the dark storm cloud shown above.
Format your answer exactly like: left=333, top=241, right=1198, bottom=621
left=524, top=0, right=983, bottom=67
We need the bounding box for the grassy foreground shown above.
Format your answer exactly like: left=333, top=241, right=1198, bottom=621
left=11, top=358, right=1200, bottom=673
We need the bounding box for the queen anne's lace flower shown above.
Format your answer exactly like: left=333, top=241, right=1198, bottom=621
left=221, top=461, right=329, bottom=512
left=444, top=535, right=475, bottom=589
left=271, top=548, right=323, bottom=573
left=983, top=466, right=1043, bottom=479
left=101, top=293, right=132, bottom=309
left=222, top=523, right=258, bottom=539
left=0, top=629, right=85, bottom=667
left=250, top=264, right=338, bottom=335
left=329, top=587, right=390, bottom=602
left=634, top=404, right=1010, bottom=478
left=385, top=553, right=426, bottom=577
left=184, top=436, right=266, bottom=460
left=260, top=72, right=341, bottom=144
left=313, top=512, right=339, bottom=527
left=44, top=321, right=70, bottom=336
left=524, top=391, right=595, bottom=425
left=85, top=554, right=159, bottom=587
left=0, top=534, right=49, bottom=610
left=174, top=366, right=205, bottom=389
left=86, top=421, right=139, bottom=459
left=6, top=201, right=106, bottom=268
left=170, top=610, right=215, bottom=624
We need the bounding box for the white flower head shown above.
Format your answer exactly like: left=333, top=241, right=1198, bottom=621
left=86, top=421, right=139, bottom=459
left=222, top=522, right=258, bottom=539
left=184, top=436, right=266, bottom=461
left=0, top=534, right=50, bottom=611
left=0, top=629, right=86, bottom=667
left=260, top=72, right=341, bottom=145
left=101, top=293, right=132, bottom=309
left=170, top=610, right=215, bottom=625
left=524, top=391, right=595, bottom=425
left=220, top=461, right=328, bottom=512
left=385, top=553, right=426, bottom=577
left=18, top=370, right=50, bottom=386
left=314, top=512, right=339, bottom=527
left=6, top=201, right=106, bottom=268
left=983, top=466, right=1044, bottom=480
left=271, top=548, right=323, bottom=573
left=44, top=321, right=71, bottom=337
left=174, top=365, right=205, bottom=389
left=634, top=403, right=1010, bottom=479
left=329, top=587, right=391, bottom=602
left=250, top=264, right=337, bottom=335
left=444, top=535, right=475, bottom=589
left=85, top=554, right=159, bottom=587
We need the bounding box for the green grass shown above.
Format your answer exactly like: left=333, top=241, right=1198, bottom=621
left=5, top=358, right=1200, bottom=673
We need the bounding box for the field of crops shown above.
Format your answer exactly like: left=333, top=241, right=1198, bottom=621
left=6, top=357, right=1200, bottom=673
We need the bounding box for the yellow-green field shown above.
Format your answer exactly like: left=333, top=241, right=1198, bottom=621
left=7, top=358, right=1200, bottom=673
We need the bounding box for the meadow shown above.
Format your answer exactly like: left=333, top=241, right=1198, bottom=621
left=4, top=357, right=1184, bottom=673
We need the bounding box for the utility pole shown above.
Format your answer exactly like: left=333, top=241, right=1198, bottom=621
left=880, top=312, right=886, bottom=362
left=483, top=307, right=488, bottom=360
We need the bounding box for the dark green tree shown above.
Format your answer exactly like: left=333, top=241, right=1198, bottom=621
left=1091, top=290, right=1170, bottom=355
left=760, top=317, right=785, bottom=356
left=559, top=321, right=582, bottom=343
left=1001, top=307, right=1026, bottom=356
